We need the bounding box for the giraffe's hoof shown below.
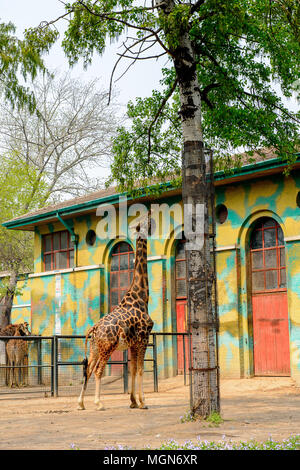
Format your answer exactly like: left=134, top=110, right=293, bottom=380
left=130, top=403, right=139, bottom=409
left=96, top=405, right=105, bottom=411
left=77, top=403, right=85, bottom=410
left=139, top=405, right=148, bottom=410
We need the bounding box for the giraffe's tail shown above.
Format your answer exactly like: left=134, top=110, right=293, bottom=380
left=82, top=326, right=94, bottom=383
left=82, top=357, right=88, bottom=384
left=84, top=328, right=92, bottom=357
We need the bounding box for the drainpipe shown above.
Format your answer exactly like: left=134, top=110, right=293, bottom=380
left=56, top=211, right=79, bottom=267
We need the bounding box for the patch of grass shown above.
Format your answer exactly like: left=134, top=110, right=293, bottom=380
left=180, top=410, right=196, bottom=423
left=180, top=410, right=224, bottom=426
left=205, top=411, right=224, bottom=427
left=69, top=435, right=300, bottom=450
left=157, top=435, right=300, bottom=450
left=70, top=443, right=79, bottom=450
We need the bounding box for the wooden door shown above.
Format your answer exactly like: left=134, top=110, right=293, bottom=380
left=250, top=218, right=290, bottom=376
left=175, top=240, right=188, bottom=374
left=176, top=300, right=187, bottom=373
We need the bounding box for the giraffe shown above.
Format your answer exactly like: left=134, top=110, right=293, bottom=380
left=5, top=323, right=31, bottom=387
left=0, top=322, right=31, bottom=385
left=78, top=213, right=153, bottom=411
left=0, top=322, right=31, bottom=337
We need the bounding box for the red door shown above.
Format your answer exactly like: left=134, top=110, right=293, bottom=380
left=175, top=240, right=189, bottom=374
left=176, top=300, right=187, bottom=373
left=252, top=293, right=290, bottom=375
left=251, top=218, right=290, bottom=376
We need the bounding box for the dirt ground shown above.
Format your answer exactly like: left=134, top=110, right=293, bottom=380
left=0, top=375, right=299, bottom=450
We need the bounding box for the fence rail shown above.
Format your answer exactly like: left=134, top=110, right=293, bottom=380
left=0, top=332, right=190, bottom=398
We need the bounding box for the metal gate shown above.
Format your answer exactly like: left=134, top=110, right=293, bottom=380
left=0, top=335, right=54, bottom=396
left=0, top=332, right=190, bottom=398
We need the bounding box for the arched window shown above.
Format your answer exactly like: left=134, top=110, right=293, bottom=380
left=110, top=241, right=134, bottom=310
left=175, top=239, right=187, bottom=299
left=250, top=217, right=286, bottom=292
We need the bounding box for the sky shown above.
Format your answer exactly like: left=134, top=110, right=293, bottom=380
left=1, top=0, right=167, bottom=108
left=1, top=1, right=299, bottom=185
left=1, top=0, right=169, bottom=184
left=2, top=1, right=299, bottom=113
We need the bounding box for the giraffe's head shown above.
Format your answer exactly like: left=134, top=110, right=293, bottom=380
left=135, top=210, right=154, bottom=240
left=17, top=322, right=31, bottom=336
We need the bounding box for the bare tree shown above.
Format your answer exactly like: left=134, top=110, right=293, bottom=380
left=0, top=71, right=120, bottom=203
left=0, top=72, right=120, bottom=326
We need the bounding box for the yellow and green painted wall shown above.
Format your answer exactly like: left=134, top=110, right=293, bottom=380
left=3, top=156, right=300, bottom=384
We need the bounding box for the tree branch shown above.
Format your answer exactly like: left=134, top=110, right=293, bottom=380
left=147, top=77, right=178, bottom=161
left=77, top=1, right=174, bottom=58
left=190, top=0, right=206, bottom=14
left=200, top=83, right=221, bottom=109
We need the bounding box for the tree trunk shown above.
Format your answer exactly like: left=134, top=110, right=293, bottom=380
left=182, top=141, right=219, bottom=418
left=167, top=14, right=220, bottom=417
left=0, top=271, right=18, bottom=329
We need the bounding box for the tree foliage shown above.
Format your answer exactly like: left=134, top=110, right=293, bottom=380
left=0, top=19, right=57, bottom=110
left=25, top=1, right=300, bottom=192
left=0, top=154, right=48, bottom=274
left=109, top=0, right=300, bottom=188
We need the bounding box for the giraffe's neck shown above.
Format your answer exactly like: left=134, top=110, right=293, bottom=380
left=128, top=236, right=149, bottom=303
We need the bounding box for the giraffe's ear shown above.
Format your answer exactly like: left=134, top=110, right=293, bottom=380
left=148, top=217, right=156, bottom=237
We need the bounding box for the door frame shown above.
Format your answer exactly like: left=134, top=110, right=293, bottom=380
left=246, top=215, right=291, bottom=377
left=235, top=210, right=291, bottom=378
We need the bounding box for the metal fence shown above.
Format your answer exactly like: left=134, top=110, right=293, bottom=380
left=0, top=332, right=189, bottom=398
left=0, top=335, right=54, bottom=397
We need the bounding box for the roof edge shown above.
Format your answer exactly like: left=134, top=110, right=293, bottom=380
left=3, top=155, right=300, bottom=230
left=2, top=181, right=177, bottom=230
left=214, top=154, right=300, bottom=181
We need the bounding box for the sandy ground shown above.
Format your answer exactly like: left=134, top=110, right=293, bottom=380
left=0, top=375, right=299, bottom=450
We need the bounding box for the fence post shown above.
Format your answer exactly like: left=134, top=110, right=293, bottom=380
left=37, top=337, right=42, bottom=385
left=183, top=333, right=186, bottom=386
left=152, top=334, right=158, bottom=392
left=50, top=337, right=54, bottom=396
left=53, top=335, right=59, bottom=397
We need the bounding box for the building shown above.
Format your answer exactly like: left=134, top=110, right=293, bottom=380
left=3, top=155, right=300, bottom=384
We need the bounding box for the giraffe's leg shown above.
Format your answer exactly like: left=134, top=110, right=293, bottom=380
left=5, top=363, right=8, bottom=386
left=22, top=347, right=28, bottom=386
left=77, top=356, right=96, bottom=410
left=23, top=355, right=28, bottom=386
left=94, top=361, right=107, bottom=411
left=129, top=345, right=138, bottom=408
left=15, top=364, right=19, bottom=388
left=137, top=343, right=148, bottom=409
left=11, top=363, right=16, bottom=387
left=15, top=358, right=20, bottom=387
left=5, top=361, right=9, bottom=387
left=19, top=362, right=23, bottom=387
left=7, top=363, right=12, bottom=387
left=10, top=364, right=14, bottom=387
